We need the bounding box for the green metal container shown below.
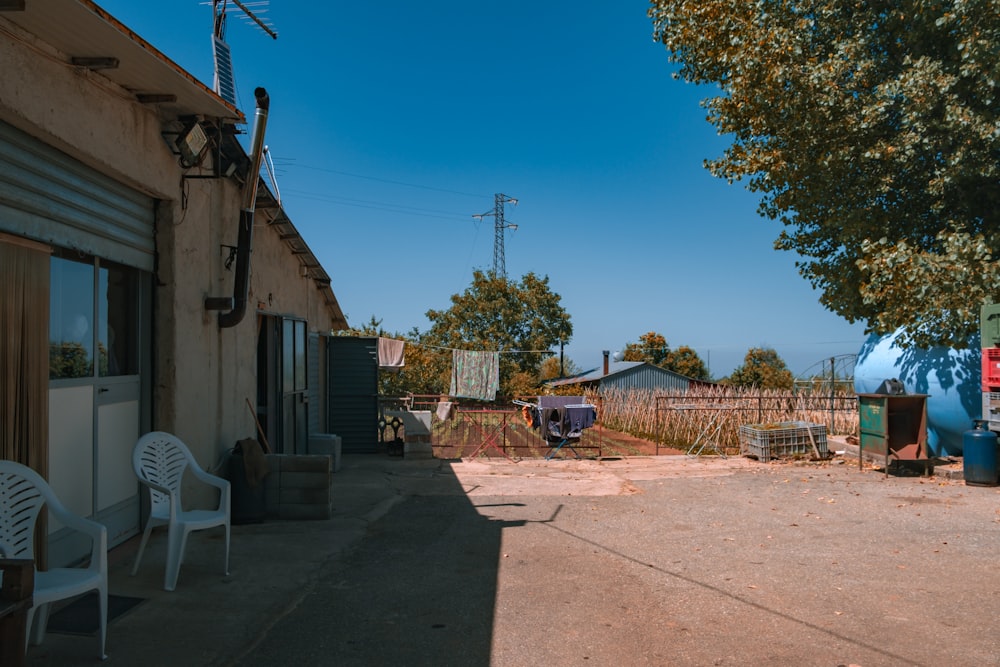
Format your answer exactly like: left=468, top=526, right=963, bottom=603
left=982, top=303, right=1000, bottom=348
left=858, top=393, right=929, bottom=474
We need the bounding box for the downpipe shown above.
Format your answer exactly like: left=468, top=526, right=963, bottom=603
left=212, top=87, right=270, bottom=328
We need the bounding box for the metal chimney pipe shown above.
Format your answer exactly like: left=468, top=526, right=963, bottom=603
left=217, top=87, right=270, bottom=329
left=603, top=350, right=610, bottom=376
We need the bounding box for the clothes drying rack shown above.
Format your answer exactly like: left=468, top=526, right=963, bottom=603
left=514, top=397, right=598, bottom=460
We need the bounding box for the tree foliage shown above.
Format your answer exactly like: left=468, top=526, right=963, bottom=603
left=424, top=271, right=573, bottom=397
left=539, top=354, right=580, bottom=381
left=623, top=331, right=710, bottom=380
left=337, top=318, right=446, bottom=397
left=649, top=0, right=1000, bottom=347
left=723, top=347, right=795, bottom=389
left=623, top=332, right=669, bottom=365
left=667, top=345, right=710, bottom=381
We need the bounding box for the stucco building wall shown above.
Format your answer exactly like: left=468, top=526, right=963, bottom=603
left=0, top=19, right=177, bottom=199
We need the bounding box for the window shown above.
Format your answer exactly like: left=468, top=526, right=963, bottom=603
left=98, top=261, right=139, bottom=376
left=49, top=253, right=140, bottom=379
left=49, top=254, right=95, bottom=379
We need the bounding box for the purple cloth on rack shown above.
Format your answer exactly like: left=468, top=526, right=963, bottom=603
left=565, top=405, right=596, bottom=433
left=538, top=396, right=584, bottom=409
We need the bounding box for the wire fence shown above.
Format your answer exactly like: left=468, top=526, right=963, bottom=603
left=380, top=387, right=859, bottom=458
left=591, top=386, right=858, bottom=456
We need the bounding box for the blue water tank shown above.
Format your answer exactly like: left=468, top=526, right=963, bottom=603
left=854, top=330, right=981, bottom=457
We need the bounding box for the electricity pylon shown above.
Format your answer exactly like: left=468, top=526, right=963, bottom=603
left=472, top=193, right=518, bottom=277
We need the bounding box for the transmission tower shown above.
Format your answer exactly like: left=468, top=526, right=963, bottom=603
left=472, top=193, right=518, bottom=277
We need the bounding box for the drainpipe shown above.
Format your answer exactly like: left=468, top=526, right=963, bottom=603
left=209, top=87, right=270, bottom=328
left=603, top=350, right=610, bottom=376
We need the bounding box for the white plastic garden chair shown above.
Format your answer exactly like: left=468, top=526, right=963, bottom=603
left=131, top=432, right=231, bottom=591
left=0, top=460, right=108, bottom=659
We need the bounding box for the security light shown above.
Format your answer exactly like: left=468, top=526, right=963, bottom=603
left=177, top=122, right=208, bottom=166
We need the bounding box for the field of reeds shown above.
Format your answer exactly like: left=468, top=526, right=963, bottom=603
left=387, top=387, right=859, bottom=459
left=588, top=386, right=859, bottom=456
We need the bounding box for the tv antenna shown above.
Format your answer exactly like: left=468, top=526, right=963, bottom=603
left=472, top=193, right=518, bottom=278
left=210, top=0, right=277, bottom=107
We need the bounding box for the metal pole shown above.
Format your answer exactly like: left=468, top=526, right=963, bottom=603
left=829, top=356, right=835, bottom=434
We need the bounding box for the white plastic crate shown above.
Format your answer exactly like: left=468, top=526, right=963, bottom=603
left=983, top=392, right=1000, bottom=432
left=739, top=421, right=828, bottom=462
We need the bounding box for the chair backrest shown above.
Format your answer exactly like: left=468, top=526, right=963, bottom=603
left=133, top=432, right=197, bottom=511
left=0, top=461, right=55, bottom=559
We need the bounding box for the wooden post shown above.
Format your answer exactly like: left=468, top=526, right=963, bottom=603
left=0, top=559, right=34, bottom=667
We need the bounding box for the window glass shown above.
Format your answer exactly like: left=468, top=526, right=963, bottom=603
left=50, top=255, right=95, bottom=379
left=98, top=261, right=139, bottom=376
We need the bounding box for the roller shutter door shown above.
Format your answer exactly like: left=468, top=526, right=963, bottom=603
left=0, top=121, right=154, bottom=270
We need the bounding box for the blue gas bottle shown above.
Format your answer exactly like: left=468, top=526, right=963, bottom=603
left=963, top=420, right=999, bottom=487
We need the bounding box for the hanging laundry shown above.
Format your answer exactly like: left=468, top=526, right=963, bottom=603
left=565, top=404, right=597, bottom=433
left=377, top=337, right=405, bottom=371
left=449, top=349, right=500, bottom=401
left=436, top=401, right=454, bottom=421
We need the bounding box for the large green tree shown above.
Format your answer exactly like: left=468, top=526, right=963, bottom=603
left=623, top=331, right=710, bottom=380
left=539, top=354, right=580, bottom=381
left=424, top=271, right=573, bottom=397
left=724, top=347, right=795, bottom=390
left=623, top=331, right=670, bottom=365
left=667, top=345, right=710, bottom=381
left=649, top=1, right=1000, bottom=348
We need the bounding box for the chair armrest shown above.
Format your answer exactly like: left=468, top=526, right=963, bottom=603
left=189, top=465, right=229, bottom=491
left=189, top=466, right=231, bottom=512
left=44, top=502, right=107, bottom=572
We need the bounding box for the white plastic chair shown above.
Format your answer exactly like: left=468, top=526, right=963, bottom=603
left=0, top=460, right=108, bottom=659
left=131, top=432, right=231, bottom=592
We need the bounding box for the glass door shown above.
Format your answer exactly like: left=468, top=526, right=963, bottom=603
left=48, top=252, right=146, bottom=563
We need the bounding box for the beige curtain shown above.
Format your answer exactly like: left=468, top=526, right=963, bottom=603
left=0, top=233, right=50, bottom=476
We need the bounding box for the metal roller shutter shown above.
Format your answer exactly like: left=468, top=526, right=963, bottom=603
left=0, top=121, right=154, bottom=270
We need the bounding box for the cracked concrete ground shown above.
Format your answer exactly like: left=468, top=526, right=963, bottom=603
left=29, top=445, right=997, bottom=667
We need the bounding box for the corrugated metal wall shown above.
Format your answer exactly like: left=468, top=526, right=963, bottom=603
left=601, top=365, right=692, bottom=393
left=326, top=336, right=378, bottom=453
left=308, top=333, right=321, bottom=436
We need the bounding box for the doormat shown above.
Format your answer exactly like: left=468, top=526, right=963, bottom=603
left=46, top=593, right=145, bottom=636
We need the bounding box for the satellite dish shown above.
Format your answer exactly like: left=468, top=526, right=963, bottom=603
left=612, top=351, right=624, bottom=362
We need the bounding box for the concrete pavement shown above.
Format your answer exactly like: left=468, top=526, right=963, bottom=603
left=27, top=445, right=996, bottom=666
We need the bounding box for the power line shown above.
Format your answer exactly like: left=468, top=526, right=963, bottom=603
left=287, top=163, right=487, bottom=198
left=281, top=188, right=473, bottom=222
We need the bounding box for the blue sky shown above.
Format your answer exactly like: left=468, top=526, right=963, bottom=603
left=96, top=0, right=868, bottom=379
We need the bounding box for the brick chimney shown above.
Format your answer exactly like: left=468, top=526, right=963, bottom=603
left=603, top=350, right=610, bottom=376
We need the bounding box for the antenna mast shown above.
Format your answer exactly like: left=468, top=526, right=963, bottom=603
left=472, top=193, right=518, bottom=278
left=211, top=1, right=277, bottom=107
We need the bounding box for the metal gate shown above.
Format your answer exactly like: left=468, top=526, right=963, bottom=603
left=326, top=337, right=378, bottom=453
